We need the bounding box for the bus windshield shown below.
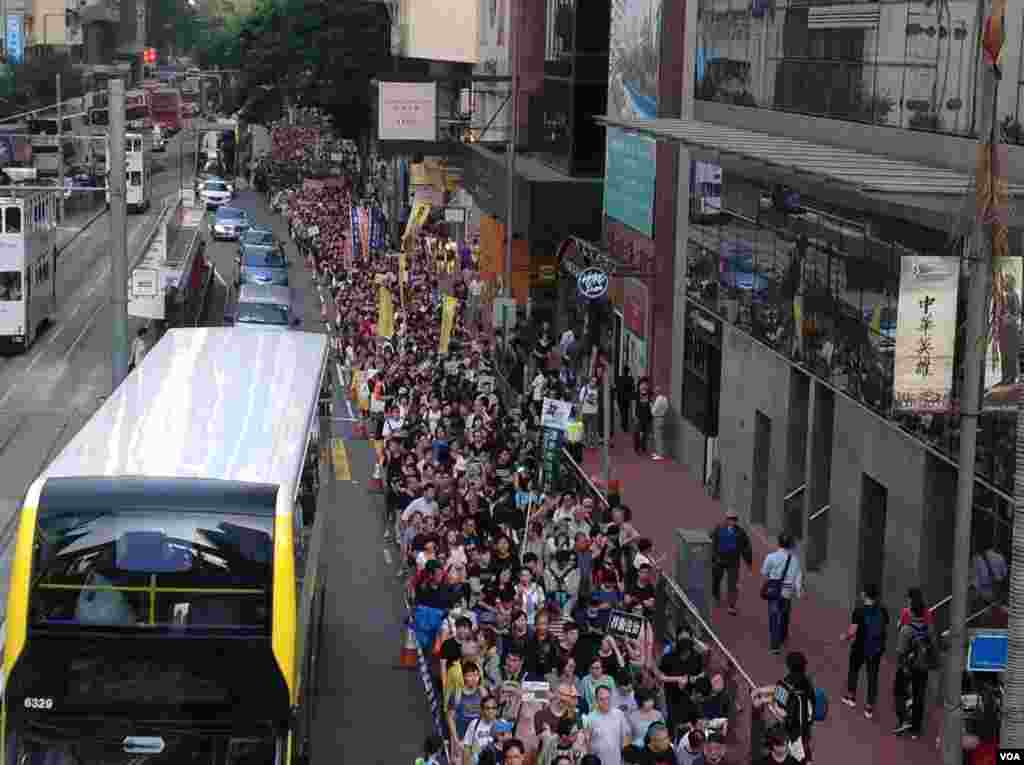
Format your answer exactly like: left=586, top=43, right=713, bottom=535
left=30, top=509, right=273, bottom=632
left=0, top=271, right=22, bottom=300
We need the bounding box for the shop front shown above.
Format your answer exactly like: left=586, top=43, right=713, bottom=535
left=459, top=141, right=602, bottom=321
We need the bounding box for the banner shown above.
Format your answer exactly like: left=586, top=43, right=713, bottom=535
left=984, top=254, right=1024, bottom=410
left=378, top=286, right=395, bottom=338
left=542, top=427, right=563, bottom=492
left=439, top=295, right=458, bottom=354
left=403, top=202, right=431, bottom=249
left=399, top=252, right=409, bottom=284
left=359, top=207, right=371, bottom=262
left=893, top=255, right=960, bottom=412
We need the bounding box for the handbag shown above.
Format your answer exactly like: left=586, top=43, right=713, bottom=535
left=760, top=554, right=792, bottom=601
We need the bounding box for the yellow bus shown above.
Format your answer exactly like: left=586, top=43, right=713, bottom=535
left=1, top=326, right=330, bottom=764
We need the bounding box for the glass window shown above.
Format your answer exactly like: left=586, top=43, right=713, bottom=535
left=237, top=302, right=289, bottom=326
left=129, top=171, right=142, bottom=187
left=242, top=231, right=275, bottom=246
left=206, top=181, right=228, bottom=192
left=5, top=206, right=21, bottom=233
left=0, top=271, right=22, bottom=300
left=242, top=251, right=287, bottom=268
left=30, top=509, right=273, bottom=631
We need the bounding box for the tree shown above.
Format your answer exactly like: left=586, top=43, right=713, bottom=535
left=0, top=54, right=83, bottom=118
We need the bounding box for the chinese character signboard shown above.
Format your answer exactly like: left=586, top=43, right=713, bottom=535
left=6, top=15, right=23, bottom=64
left=542, top=427, right=563, bottom=492
left=607, top=610, right=646, bottom=641
left=378, top=82, right=437, bottom=142
left=893, top=255, right=959, bottom=412
left=604, top=127, right=656, bottom=237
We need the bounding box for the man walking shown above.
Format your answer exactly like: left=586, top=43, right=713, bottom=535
left=761, top=534, right=803, bottom=653
left=128, top=325, right=150, bottom=373
left=710, top=509, right=753, bottom=615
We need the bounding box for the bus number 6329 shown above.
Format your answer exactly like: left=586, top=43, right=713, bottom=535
left=23, top=697, right=53, bottom=710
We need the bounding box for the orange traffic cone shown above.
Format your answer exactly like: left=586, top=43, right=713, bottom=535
left=400, top=624, right=418, bottom=669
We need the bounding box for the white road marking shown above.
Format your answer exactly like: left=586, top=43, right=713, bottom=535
left=214, top=268, right=227, bottom=286
left=61, top=301, right=105, bottom=364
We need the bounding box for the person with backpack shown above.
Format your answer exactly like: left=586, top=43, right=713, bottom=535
left=894, top=588, right=937, bottom=738
left=415, top=734, right=446, bottom=765
left=839, top=583, right=889, bottom=719
left=710, top=509, right=753, bottom=616
left=774, top=651, right=820, bottom=763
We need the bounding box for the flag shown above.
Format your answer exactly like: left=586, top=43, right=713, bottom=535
left=378, top=286, right=394, bottom=338
left=439, top=296, right=458, bottom=354
left=402, top=202, right=431, bottom=251
left=399, top=252, right=409, bottom=284
left=983, top=0, right=1007, bottom=75
left=870, top=304, right=882, bottom=335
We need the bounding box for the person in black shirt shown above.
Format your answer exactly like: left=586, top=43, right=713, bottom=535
left=659, top=633, right=705, bottom=731
left=440, top=615, right=474, bottom=676
left=416, top=559, right=456, bottom=610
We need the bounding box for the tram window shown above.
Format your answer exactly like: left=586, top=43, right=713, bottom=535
left=4, top=206, right=20, bottom=233
left=0, top=272, right=22, bottom=300
left=129, top=171, right=142, bottom=187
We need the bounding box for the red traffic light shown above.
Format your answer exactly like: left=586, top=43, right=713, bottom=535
left=143, top=48, right=157, bottom=64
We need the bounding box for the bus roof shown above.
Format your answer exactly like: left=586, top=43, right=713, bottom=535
left=41, top=327, right=328, bottom=493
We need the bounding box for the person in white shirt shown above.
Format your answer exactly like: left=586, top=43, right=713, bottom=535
left=401, top=483, right=439, bottom=524
left=579, top=378, right=600, bottom=448
left=584, top=684, right=632, bottom=765
left=559, top=327, right=575, bottom=361
left=651, top=388, right=670, bottom=460
left=530, top=371, right=547, bottom=415
left=761, top=533, right=803, bottom=653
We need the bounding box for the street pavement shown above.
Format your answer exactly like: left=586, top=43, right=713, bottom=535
left=0, top=134, right=196, bottom=621
left=205, top=190, right=435, bottom=763
left=579, top=442, right=939, bottom=764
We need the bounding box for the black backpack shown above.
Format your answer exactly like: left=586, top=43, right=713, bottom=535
left=903, top=621, right=939, bottom=672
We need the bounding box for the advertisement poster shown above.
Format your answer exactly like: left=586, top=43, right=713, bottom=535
left=604, top=128, right=656, bottom=237
left=893, top=255, right=959, bottom=412
left=439, top=295, right=458, bottom=353
left=983, top=255, right=1024, bottom=410
left=377, top=286, right=394, bottom=338
left=607, top=0, right=661, bottom=121
left=6, top=15, right=23, bottom=64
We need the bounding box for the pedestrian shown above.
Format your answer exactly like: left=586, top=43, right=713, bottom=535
left=756, top=732, right=801, bottom=765
left=615, top=366, right=635, bottom=435
left=634, top=378, right=652, bottom=454
left=579, top=377, right=600, bottom=448
left=839, top=583, right=888, bottom=719
left=971, top=545, right=1008, bottom=607
left=710, top=509, right=753, bottom=615
left=894, top=588, right=938, bottom=739
left=760, top=534, right=802, bottom=653
left=584, top=684, right=632, bottom=765
left=128, top=325, right=149, bottom=373
left=415, top=734, right=446, bottom=765
left=651, top=387, right=669, bottom=460
left=776, top=651, right=816, bottom=763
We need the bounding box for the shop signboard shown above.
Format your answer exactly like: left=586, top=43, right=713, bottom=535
left=542, top=427, right=563, bottom=492
left=378, top=82, right=437, bottom=142
left=577, top=267, right=609, bottom=300
left=5, top=15, right=23, bottom=64
left=603, top=128, right=656, bottom=238
left=893, top=255, right=959, bottom=413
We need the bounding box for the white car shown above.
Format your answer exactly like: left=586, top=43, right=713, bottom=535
left=199, top=178, right=232, bottom=209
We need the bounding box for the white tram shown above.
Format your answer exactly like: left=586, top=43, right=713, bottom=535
left=105, top=132, right=152, bottom=213
left=0, top=188, right=58, bottom=352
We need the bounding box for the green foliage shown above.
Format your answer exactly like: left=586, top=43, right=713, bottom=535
left=0, top=54, right=83, bottom=118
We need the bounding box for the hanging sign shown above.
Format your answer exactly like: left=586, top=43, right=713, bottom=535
left=542, top=427, right=563, bottom=492
left=577, top=267, right=609, bottom=300
left=540, top=398, right=573, bottom=431
left=606, top=609, right=647, bottom=641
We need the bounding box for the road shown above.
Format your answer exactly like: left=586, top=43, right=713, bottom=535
left=201, top=191, right=435, bottom=763
left=0, top=133, right=197, bottom=618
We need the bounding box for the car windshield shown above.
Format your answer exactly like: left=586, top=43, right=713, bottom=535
left=237, top=302, right=289, bottom=325
left=242, top=231, right=275, bottom=246
left=218, top=209, right=244, bottom=221
left=205, top=182, right=228, bottom=192
left=243, top=251, right=286, bottom=268
left=30, top=508, right=273, bottom=631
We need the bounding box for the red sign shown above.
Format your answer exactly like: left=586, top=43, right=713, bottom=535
left=624, top=278, right=647, bottom=337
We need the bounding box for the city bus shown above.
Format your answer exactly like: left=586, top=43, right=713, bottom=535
left=105, top=133, right=151, bottom=213
left=0, top=188, right=58, bottom=352
left=1, top=326, right=331, bottom=763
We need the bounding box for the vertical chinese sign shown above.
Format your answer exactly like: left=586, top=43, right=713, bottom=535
left=893, top=255, right=960, bottom=412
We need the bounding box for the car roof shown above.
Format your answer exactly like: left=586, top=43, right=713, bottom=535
left=216, top=206, right=246, bottom=218
left=238, top=284, right=292, bottom=306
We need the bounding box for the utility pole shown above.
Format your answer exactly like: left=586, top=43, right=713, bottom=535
left=943, top=25, right=997, bottom=764
left=602, top=363, right=611, bottom=488
left=109, top=79, right=130, bottom=390
left=56, top=73, right=64, bottom=223
left=502, top=0, right=518, bottom=301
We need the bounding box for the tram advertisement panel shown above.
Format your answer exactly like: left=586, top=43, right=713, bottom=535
left=0, top=236, right=25, bottom=336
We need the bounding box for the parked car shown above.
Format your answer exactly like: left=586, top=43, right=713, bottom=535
left=225, top=284, right=301, bottom=328
left=212, top=206, right=250, bottom=241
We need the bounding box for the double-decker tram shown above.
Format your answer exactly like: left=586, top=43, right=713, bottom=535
left=1, top=327, right=331, bottom=764
left=0, top=189, right=58, bottom=352
left=105, top=133, right=151, bottom=213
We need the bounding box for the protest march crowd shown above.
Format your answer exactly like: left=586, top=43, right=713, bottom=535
left=264, top=137, right=1003, bottom=765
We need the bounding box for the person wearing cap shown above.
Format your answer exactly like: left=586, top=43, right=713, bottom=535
left=710, top=509, right=753, bottom=616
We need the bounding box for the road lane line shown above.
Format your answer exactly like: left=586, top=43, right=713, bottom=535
left=61, top=300, right=106, bottom=364
left=331, top=437, right=352, bottom=482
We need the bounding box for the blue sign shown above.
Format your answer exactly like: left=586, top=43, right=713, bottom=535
left=6, top=15, right=23, bottom=64
left=967, top=631, right=1008, bottom=672
left=604, top=127, right=656, bottom=237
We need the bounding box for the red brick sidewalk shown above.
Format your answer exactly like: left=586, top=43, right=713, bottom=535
left=580, top=441, right=939, bottom=764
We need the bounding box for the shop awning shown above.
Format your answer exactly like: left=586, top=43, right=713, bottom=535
left=597, top=116, right=1024, bottom=197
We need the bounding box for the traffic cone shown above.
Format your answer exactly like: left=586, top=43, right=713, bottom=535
left=400, top=623, right=418, bottom=669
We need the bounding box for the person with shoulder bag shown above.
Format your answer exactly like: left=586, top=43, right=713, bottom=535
left=760, top=535, right=803, bottom=653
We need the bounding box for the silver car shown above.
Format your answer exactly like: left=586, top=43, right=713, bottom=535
left=225, top=284, right=301, bottom=328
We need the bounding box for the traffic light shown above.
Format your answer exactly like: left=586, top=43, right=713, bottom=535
left=143, top=48, right=157, bottom=65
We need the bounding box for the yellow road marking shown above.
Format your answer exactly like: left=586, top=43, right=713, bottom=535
left=332, top=437, right=352, bottom=481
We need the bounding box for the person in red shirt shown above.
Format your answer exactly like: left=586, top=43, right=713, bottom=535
left=898, top=587, right=933, bottom=627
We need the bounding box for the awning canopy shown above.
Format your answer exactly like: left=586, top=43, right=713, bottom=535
left=597, top=116, right=1024, bottom=197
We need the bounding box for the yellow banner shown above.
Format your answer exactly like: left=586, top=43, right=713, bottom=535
left=399, top=252, right=409, bottom=284
left=402, top=202, right=432, bottom=250
left=439, top=295, right=458, bottom=354
left=378, top=286, right=394, bottom=338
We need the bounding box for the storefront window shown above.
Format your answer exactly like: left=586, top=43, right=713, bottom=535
left=682, top=304, right=721, bottom=437
left=687, top=206, right=1017, bottom=493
